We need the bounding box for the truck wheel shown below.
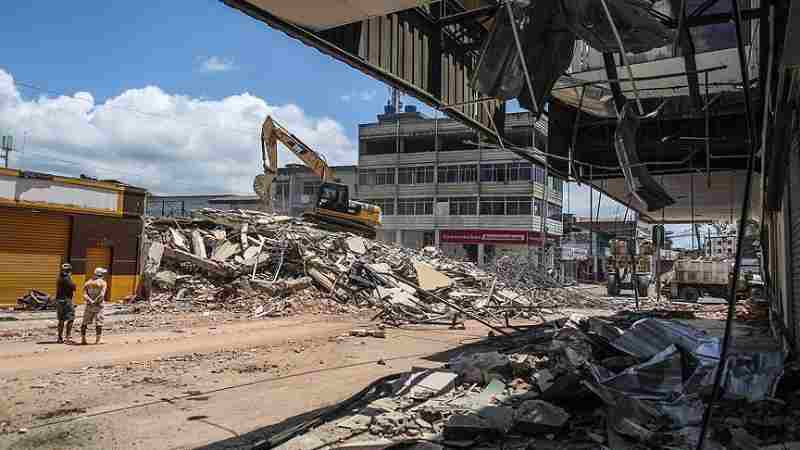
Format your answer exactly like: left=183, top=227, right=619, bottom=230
left=681, top=287, right=700, bottom=302
left=607, top=275, right=618, bottom=296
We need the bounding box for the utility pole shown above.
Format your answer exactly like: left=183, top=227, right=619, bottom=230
left=1, top=135, right=16, bottom=168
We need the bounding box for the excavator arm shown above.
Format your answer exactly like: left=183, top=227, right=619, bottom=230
left=255, top=115, right=335, bottom=211
left=261, top=116, right=335, bottom=182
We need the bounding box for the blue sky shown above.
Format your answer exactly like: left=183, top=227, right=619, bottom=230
left=2, top=1, right=389, bottom=132
left=0, top=2, right=699, bottom=245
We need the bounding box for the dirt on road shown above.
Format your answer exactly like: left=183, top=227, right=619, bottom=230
left=0, top=309, right=513, bottom=450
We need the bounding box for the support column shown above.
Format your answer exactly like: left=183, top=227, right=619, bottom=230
left=434, top=229, right=441, bottom=248
left=478, top=244, right=485, bottom=267
left=395, top=230, right=403, bottom=246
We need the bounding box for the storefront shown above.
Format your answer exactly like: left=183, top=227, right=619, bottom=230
left=439, top=229, right=558, bottom=266
left=0, top=169, right=147, bottom=305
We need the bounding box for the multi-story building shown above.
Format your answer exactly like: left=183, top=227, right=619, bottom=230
left=707, top=234, right=737, bottom=258
left=147, top=164, right=359, bottom=218
left=358, top=106, right=564, bottom=267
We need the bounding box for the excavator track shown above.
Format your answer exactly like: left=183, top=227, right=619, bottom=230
left=302, top=212, right=377, bottom=239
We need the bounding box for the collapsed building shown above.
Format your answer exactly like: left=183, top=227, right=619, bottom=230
left=212, top=0, right=800, bottom=448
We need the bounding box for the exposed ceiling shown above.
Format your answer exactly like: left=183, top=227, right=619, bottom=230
left=243, top=0, right=429, bottom=30
left=221, top=0, right=788, bottom=224
left=599, top=170, right=761, bottom=223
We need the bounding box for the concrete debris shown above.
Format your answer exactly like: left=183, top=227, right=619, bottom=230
left=404, top=371, right=458, bottom=401
left=514, top=400, right=571, bottom=434
left=153, top=271, right=177, bottom=289
left=349, top=329, right=386, bottom=338
left=139, top=208, right=599, bottom=320
left=413, top=262, right=453, bottom=291
left=308, top=311, right=789, bottom=450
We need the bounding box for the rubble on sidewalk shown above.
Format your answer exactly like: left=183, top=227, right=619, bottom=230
left=136, top=209, right=606, bottom=322
left=269, top=313, right=793, bottom=450
left=15, top=290, right=54, bottom=311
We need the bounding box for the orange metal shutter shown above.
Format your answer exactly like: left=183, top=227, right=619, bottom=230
left=0, top=207, right=70, bottom=305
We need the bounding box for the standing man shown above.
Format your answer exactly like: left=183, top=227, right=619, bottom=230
left=81, top=267, right=108, bottom=345
left=55, top=263, right=76, bottom=343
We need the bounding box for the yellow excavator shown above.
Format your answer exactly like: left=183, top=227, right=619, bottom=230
left=253, top=116, right=381, bottom=238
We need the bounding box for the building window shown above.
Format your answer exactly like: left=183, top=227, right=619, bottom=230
left=365, top=198, right=394, bottom=215
left=416, top=166, right=434, bottom=184
left=461, top=165, right=477, bottom=183
left=506, top=196, right=532, bottom=215
left=547, top=202, right=562, bottom=220
left=480, top=164, right=508, bottom=183
left=507, top=162, right=532, bottom=182
left=438, top=164, right=477, bottom=184
left=548, top=176, right=563, bottom=194
left=480, top=197, right=533, bottom=215
left=448, top=197, right=477, bottom=215
left=359, top=168, right=396, bottom=186
left=534, top=198, right=544, bottom=217
left=398, top=167, right=413, bottom=184
left=303, top=182, right=320, bottom=197
left=533, top=165, right=545, bottom=183
left=274, top=180, right=290, bottom=199
left=399, top=166, right=434, bottom=184
left=397, top=198, right=433, bottom=215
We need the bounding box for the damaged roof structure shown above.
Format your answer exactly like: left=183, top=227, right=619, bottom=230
left=218, top=0, right=800, bottom=448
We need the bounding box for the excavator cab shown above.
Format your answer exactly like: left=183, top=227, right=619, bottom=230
left=316, top=182, right=356, bottom=214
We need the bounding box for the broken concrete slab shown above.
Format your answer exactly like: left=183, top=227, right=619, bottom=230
left=169, top=228, right=189, bottom=250
left=413, top=262, right=453, bottom=291
left=154, top=271, right=177, bottom=289
left=406, top=371, right=458, bottom=400
left=477, top=406, right=515, bottom=433
left=443, top=413, right=498, bottom=441
left=163, top=247, right=231, bottom=277
left=210, top=240, right=240, bottom=262
left=337, top=413, right=374, bottom=431
left=533, top=369, right=555, bottom=392
left=333, top=439, right=395, bottom=450
left=191, top=229, right=207, bottom=259
left=513, top=400, right=570, bottom=434
left=346, top=236, right=368, bottom=254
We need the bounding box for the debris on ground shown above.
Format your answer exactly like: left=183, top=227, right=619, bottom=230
left=271, top=314, right=790, bottom=450
left=136, top=209, right=606, bottom=324
left=15, top=290, right=54, bottom=311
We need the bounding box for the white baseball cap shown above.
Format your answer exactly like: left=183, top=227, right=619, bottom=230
left=94, top=267, right=108, bottom=276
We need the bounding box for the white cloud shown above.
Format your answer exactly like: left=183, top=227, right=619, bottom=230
left=199, top=56, right=238, bottom=73
left=0, top=68, right=356, bottom=195
left=340, top=89, right=377, bottom=103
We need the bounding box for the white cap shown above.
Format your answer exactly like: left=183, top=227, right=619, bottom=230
left=61, top=263, right=72, bottom=271
left=94, top=267, right=108, bottom=276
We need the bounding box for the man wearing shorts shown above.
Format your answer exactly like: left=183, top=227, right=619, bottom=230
left=55, top=263, right=76, bottom=343
left=81, top=267, right=108, bottom=345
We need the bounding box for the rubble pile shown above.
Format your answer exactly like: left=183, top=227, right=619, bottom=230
left=297, top=315, right=789, bottom=449
left=141, top=209, right=604, bottom=321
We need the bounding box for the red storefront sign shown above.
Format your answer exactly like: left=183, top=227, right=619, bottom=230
left=440, top=229, right=554, bottom=245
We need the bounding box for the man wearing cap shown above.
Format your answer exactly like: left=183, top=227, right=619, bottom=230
left=55, top=263, right=76, bottom=343
left=81, top=267, right=108, bottom=345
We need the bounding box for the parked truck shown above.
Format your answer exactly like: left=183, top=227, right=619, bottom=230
left=664, top=258, right=759, bottom=301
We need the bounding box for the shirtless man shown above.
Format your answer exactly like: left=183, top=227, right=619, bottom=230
left=81, top=268, right=108, bottom=345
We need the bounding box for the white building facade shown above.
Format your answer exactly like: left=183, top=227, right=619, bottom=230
left=358, top=108, right=563, bottom=267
